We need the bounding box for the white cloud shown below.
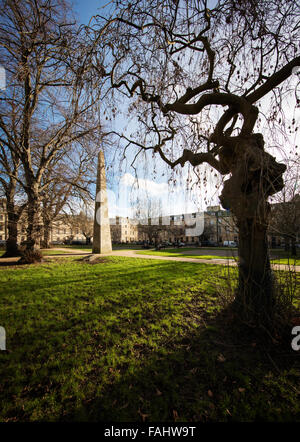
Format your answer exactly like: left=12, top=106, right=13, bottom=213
left=113, top=172, right=206, bottom=217
left=120, top=173, right=169, bottom=197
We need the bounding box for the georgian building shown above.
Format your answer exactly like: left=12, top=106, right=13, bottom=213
left=0, top=198, right=298, bottom=247
left=0, top=200, right=87, bottom=245
left=110, top=216, right=139, bottom=244
left=109, top=206, right=239, bottom=245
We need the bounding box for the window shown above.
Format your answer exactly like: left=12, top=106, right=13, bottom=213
left=0, top=224, right=3, bottom=231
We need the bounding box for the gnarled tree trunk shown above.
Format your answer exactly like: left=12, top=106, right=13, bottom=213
left=219, top=134, right=286, bottom=328
left=236, top=215, right=275, bottom=327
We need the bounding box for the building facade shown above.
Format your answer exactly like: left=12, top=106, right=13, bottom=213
left=109, top=206, right=239, bottom=245
left=0, top=199, right=298, bottom=247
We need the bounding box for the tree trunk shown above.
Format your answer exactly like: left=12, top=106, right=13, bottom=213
left=235, top=216, right=275, bottom=327
left=26, top=190, right=42, bottom=251
left=284, top=236, right=290, bottom=252
left=219, top=133, right=286, bottom=329
left=4, top=203, right=20, bottom=257
left=291, top=237, right=297, bottom=257
left=41, top=221, right=51, bottom=249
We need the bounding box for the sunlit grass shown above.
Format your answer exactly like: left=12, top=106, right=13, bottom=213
left=137, top=250, right=236, bottom=260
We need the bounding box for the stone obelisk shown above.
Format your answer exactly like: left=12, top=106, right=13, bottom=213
left=92, top=150, right=112, bottom=254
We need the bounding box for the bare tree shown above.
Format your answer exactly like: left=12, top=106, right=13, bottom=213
left=62, top=204, right=94, bottom=245
left=76, top=211, right=94, bottom=245
left=134, top=197, right=184, bottom=247
left=199, top=222, right=215, bottom=244
left=0, top=0, right=105, bottom=255
left=40, top=137, right=98, bottom=248
left=92, top=0, right=299, bottom=328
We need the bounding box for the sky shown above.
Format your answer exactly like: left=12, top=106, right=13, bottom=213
left=73, top=0, right=107, bottom=24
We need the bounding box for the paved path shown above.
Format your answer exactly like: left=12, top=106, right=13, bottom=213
left=0, top=248, right=299, bottom=272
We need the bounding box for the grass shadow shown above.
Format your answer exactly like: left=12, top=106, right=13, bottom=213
left=67, top=305, right=300, bottom=422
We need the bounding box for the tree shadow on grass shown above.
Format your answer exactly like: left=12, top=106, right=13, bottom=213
left=1, top=303, right=299, bottom=423
left=1, top=258, right=298, bottom=423
left=0, top=261, right=21, bottom=267
left=67, top=307, right=300, bottom=423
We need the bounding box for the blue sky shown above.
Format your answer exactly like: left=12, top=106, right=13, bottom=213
left=73, top=0, right=111, bottom=25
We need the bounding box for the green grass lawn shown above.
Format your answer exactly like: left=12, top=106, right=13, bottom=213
left=271, top=258, right=300, bottom=265
left=0, top=256, right=299, bottom=422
